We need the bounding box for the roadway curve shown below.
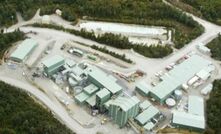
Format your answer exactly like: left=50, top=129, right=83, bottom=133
left=0, top=76, right=90, bottom=134
left=2, top=3, right=221, bottom=134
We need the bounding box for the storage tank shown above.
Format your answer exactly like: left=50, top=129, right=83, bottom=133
left=166, top=98, right=176, bottom=108
left=174, top=90, right=182, bottom=100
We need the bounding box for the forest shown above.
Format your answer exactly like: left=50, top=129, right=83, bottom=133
left=91, top=45, right=133, bottom=64
left=206, top=79, right=221, bottom=134
left=167, top=0, right=221, bottom=25
left=0, top=0, right=203, bottom=49
left=207, top=34, right=221, bottom=60
left=0, top=30, right=25, bottom=58
left=0, top=81, right=74, bottom=134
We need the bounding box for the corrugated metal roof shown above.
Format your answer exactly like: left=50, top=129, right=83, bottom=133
left=105, top=96, right=140, bottom=111
left=88, top=66, right=122, bottom=94
left=188, top=96, right=204, bottom=116
left=136, top=81, right=151, bottom=95
left=75, top=92, right=90, bottom=103
left=83, top=84, right=99, bottom=95
left=135, top=105, right=159, bottom=125
left=143, top=122, right=155, bottom=130
left=172, top=111, right=205, bottom=129
left=86, top=95, right=96, bottom=107
left=96, top=88, right=110, bottom=99
left=151, top=55, right=211, bottom=100
left=10, top=39, right=38, bottom=61
left=139, top=100, right=152, bottom=111
left=42, top=55, right=64, bottom=68
left=196, top=69, right=210, bottom=80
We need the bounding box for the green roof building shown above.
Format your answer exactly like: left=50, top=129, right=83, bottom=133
left=75, top=92, right=90, bottom=105
left=105, top=96, right=140, bottom=127
left=149, top=55, right=212, bottom=104
left=96, top=88, right=111, bottom=112
left=10, top=39, right=38, bottom=62
left=83, top=84, right=99, bottom=95
left=135, top=105, right=159, bottom=126
left=135, top=81, right=151, bottom=96
left=87, top=66, right=122, bottom=95
left=42, top=55, right=65, bottom=76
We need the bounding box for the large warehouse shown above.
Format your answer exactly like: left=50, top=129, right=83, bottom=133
left=136, top=55, right=212, bottom=104
left=171, top=96, right=205, bottom=131
left=10, top=39, right=38, bottom=62
left=42, top=55, right=65, bottom=76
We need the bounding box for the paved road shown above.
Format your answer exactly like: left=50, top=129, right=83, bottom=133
left=0, top=76, right=91, bottom=134
left=2, top=4, right=221, bottom=134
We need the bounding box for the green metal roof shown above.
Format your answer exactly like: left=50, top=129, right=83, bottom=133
left=139, top=100, right=152, bottom=111
left=136, top=81, right=151, bottom=95
left=42, top=55, right=64, bottom=68
left=172, top=111, right=205, bottom=129
left=83, top=84, right=99, bottom=95
left=143, top=122, right=155, bottom=130
left=88, top=66, right=122, bottom=94
left=86, top=95, right=96, bottom=107
left=10, top=39, right=38, bottom=61
left=135, top=105, right=159, bottom=125
left=151, top=55, right=211, bottom=100
left=96, top=88, right=111, bottom=99
left=188, top=96, right=204, bottom=116
left=105, top=96, right=140, bottom=111
left=75, top=92, right=90, bottom=103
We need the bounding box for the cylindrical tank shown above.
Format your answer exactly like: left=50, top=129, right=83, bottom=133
left=174, top=90, right=182, bottom=100
left=166, top=98, right=176, bottom=108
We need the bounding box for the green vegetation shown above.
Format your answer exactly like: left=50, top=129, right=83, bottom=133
left=0, top=30, right=25, bottom=58
left=31, top=23, right=173, bottom=58
left=206, top=80, right=221, bottom=134
left=0, top=81, right=74, bottom=134
left=207, top=34, right=221, bottom=60
left=0, top=0, right=203, bottom=49
left=90, top=45, right=133, bottom=63
left=168, top=0, right=221, bottom=25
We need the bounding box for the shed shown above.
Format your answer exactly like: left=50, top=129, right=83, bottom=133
left=42, top=15, right=51, bottom=24
left=201, top=84, right=213, bottom=95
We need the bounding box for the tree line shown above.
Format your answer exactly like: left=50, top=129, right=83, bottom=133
left=181, top=0, right=221, bottom=25
left=0, top=81, right=74, bottom=134
left=31, top=23, right=173, bottom=58
left=90, top=45, right=133, bottom=63
left=207, top=34, right=221, bottom=60
left=0, top=0, right=204, bottom=49
left=0, top=29, right=25, bottom=58
left=205, top=79, right=221, bottom=134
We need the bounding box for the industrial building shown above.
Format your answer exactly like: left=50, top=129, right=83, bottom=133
left=42, top=55, right=65, bottom=76
left=135, top=106, right=160, bottom=126
left=96, top=88, right=111, bottom=112
left=105, top=96, right=140, bottom=127
left=10, top=39, right=38, bottom=62
left=148, top=55, right=212, bottom=104
left=87, top=66, right=122, bottom=95
left=135, top=81, right=151, bottom=96
left=171, top=96, right=205, bottom=131
left=171, top=111, right=205, bottom=132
